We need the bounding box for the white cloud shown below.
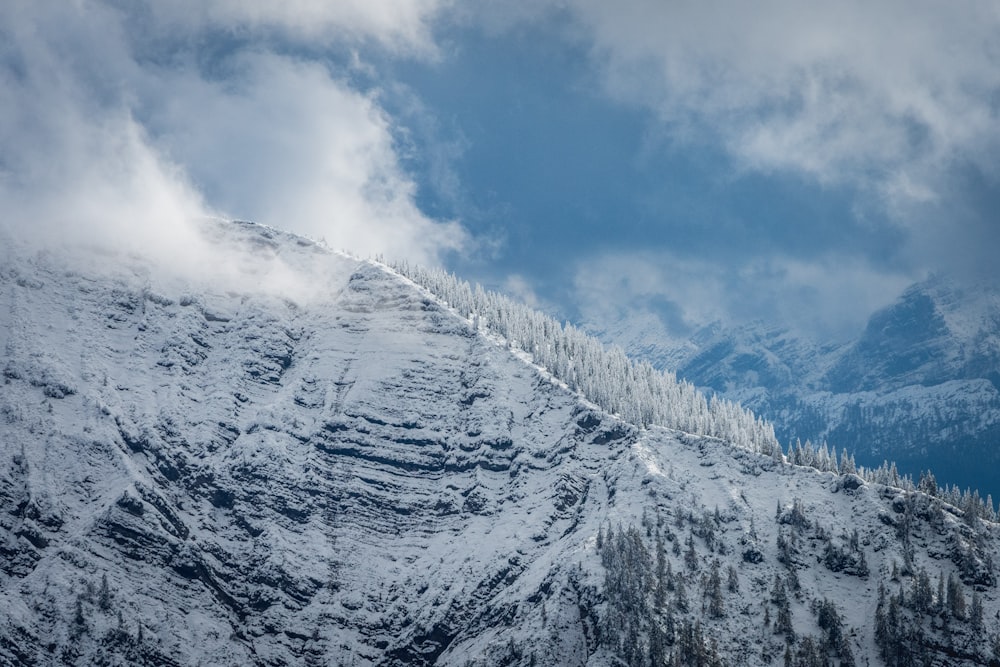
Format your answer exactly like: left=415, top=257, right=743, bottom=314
left=574, top=251, right=911, bottom=342
left=566, top=0, right=1000, bottom=207
left=547, top=1, right=1000, bottom=335
left=146, top=52, right=467, bottom=263
left=0, top=1, right=464, bottom=284
left=0, top=3, right=207, bottom=249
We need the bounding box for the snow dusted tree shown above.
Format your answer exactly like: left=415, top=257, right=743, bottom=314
left=726, top=565, right=739, bottom=593
left=707, top=560, right=724, bottom=618
left=98, top=573, right=111, bottom=612
left=838, top=449, right=856, bottom=475
left=947, top=573, right=966, bottom=619
left=971, top=592, right=985, bottom=632
left=918, top=470, right=938, bottom=496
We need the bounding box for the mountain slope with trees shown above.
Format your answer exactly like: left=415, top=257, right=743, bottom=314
left=1, top=221, right=998, bottom=665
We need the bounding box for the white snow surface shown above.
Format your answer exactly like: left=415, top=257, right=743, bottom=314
left=0, top=221, right=998, bottom=665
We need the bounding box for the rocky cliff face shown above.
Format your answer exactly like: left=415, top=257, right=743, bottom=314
left=823, top=280, right=1000, bottom=394
left=2, top=222, right=999, bottom=666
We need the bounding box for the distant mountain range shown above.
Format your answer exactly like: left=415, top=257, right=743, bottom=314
left=587, top=276, right=1000, bottom=500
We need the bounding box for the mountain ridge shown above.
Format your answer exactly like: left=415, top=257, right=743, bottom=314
left=2, top=221, right=999, bottom=665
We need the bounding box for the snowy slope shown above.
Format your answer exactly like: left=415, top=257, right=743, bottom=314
left=1, top=221, right=999, bottom=666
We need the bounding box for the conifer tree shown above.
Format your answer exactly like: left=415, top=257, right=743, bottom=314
left=874, top=584, right=888, bottom=653
left=947, top=573, right=966, bottom=619
left=654, top=533, right=668, bottom=612
left=98, top=573, right=112, bottom=612
left=707, top=561, right=724, bottom=618
left=675, top=578, right=689, bottom=613
left=971, top=592, right=984, bottom=632
left=685, top=533, right=698, bottom=571
left=726, top=565, right=739, bottom=594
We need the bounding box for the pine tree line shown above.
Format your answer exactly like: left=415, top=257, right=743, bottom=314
left=780, top=435, right=997, bottom=523
left=388, top=261, right=777, bottom=454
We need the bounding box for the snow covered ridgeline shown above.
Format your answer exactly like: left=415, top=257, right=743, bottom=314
left=389, top=261, right=779, bottom=455
left=390, top=259, right=999, bottom=522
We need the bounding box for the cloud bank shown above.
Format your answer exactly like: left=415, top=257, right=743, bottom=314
left=551, top=1, right=1000, bottom=337
left=569, top=0, right=1000, bottom=198
left=0, top=1, right=464, bottom=275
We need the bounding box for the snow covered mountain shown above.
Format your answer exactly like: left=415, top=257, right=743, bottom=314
left=589, top=278, right=1000, bottom=501
left=2, top=221, right=999, bottom=665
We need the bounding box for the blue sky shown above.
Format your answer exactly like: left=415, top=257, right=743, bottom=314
left=2, top=1, right=999, bottom=344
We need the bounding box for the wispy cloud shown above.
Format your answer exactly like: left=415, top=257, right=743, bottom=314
left=145, top=0, right=450, bottom=55
left=502, top=274, right=547, bottom=311
left=574, top=251, right=911, bottom=342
